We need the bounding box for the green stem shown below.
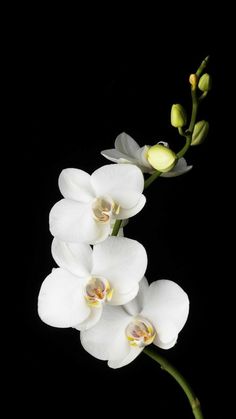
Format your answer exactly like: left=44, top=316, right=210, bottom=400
left=145, top=57, right=209, bottom=189
left=189, top=88, right=199, bottom=133
left=175, top=89, right=198, bottom=160
left=176, top=134, right=192, bottom=159
left=175, top=56, right=210, bottom=159
left=196, top=56, right=210, bottom=78
left=144, top=170, right=162, bottom=189
left=111, top=219, right=122, bottom=236
left=144, top=347, right=204, bottom=419
left=178, top=127, right=185, bottom=137
left=199, top=91, right=208, bottom=103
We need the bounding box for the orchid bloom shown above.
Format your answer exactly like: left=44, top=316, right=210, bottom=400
left=49, top=164, right=145, bottom=244
left=38, top=236, right=148, bottom=331
left=101, top=132, right=192, bottom=177
left=80, top=278, right=189, bottom=368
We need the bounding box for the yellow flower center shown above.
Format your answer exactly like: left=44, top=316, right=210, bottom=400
left=92, top=197, right=120, bottom=223
left=126, top=318, right=156, bottom=347
left=85, top=277, right=113, bottom=307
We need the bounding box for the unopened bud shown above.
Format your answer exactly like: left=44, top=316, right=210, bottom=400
left=189, top=74, right=198, bottom=90
left=171, top=104, right=187, bottom=128
left=198, top=73, right=212, bottom=92
left=191, top=120, right=209, bottom=146
left=147, top=144, right=177, bottom=172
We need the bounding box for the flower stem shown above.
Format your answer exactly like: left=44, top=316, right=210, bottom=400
left=188, top=88, right=199, bottom=134
left=178, top=127, right=185, bottom=137
left=176, top=134, right=192, bottom=159
left=144, top=347, right=204, bottom=419
left=111, top=219, right=122, bottom=236
left=196, top=55, right=210, bottom=78
left=144, top=56, right=209, bottom=189
left=199, top=91, right=208, bottom=103
left=144, top=170, right=162, bottom=189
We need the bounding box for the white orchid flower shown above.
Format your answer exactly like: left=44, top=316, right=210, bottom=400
left=80, top=278, right=189, bottom=368
left=101, top=132, right=192, bottom=177
left=49, top=164, right=145, bottom=244
left=38, top=236, right=148, bottom=331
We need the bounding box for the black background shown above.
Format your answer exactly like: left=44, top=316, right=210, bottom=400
left=18, top=19, right=228, bottom=418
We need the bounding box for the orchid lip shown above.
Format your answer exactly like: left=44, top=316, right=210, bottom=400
left=85, top=277, right=113, bottom=307
left=125, top=317, right=156, bottom=348
left=92, top=197, right=120, bottom=223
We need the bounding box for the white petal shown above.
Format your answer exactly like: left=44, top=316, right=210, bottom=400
left=158, top=141, right=169, bottom=148
left=153, top=334, right=178, bottom=349
left=141, top=280, right=189, bottom=346
left=80, top=305, right=131, bottom=360
left=101, top=147, right=153, bottom=174
left=38, top=268, right=90, bottom=328
left=51, top=238, right=92, bottom=277
left=109, top=283, right=139, bottom=305
left=116, top=194, right=146, bottom=219
left=124, top=277, right=149, bottom=315
left=161, top=158, right=193, bottom=178
left=74, top=306, right=103, bottom=331
left=175, top=157, right=189, bottom=170
left=92, top=236, right=147, bottom=294
left=49, top=199, right=110, bottom=244
left=101, top=149, right=137, bottom=164
left=101, top=147, right=154, bottom=174
left=108, top=334, right=143, bottom=369
left=134, top=146, right=153, bottom=170
left=91, top=164, right=144, bottom=200
left=113, top=190, right=146, bottom=209
left=59, top=169, right=95, bottom=202
left=115, top=132, right=140, bottom=156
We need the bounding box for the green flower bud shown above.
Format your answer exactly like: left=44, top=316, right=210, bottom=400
left=147, top=144, right=177, bottom=172
left=189, top=74, right=198, bottom=90
left=191, top=120, right=209, bottom=146
left=198, top=73, right=212, bottom=92
left=171, top=104, right=187, bottom=128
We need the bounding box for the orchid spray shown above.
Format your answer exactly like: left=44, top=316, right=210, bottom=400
left=38, top=56, right=211, bottom=419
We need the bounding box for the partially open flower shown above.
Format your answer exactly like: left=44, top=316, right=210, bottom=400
left=101, top=132, right=192, bottom=177
left=147, top=144, right=177, bottom=172
left=49, top=164, right=145, bottom=244
left=38, top=236, right=148, bottom=331
left=80, top=279, right=189, bottom=368
left=101, top=133, right=153, bottom=173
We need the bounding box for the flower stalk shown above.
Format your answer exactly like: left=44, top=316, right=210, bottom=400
left=144, top=347, right=204, bottom=419
left=144, top=56, right=210, bottom=189
left=177, top=56, right=210, bottom=156
left=144, top=170, right=162, bottom=189
left=111, top=219, right=122, bottom=236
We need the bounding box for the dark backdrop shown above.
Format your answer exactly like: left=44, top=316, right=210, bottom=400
left=19, top=30, right=227, bottom=418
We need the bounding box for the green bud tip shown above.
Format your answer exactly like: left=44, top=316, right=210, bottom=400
left=171, top=104, right=187, bottom=128
left=191, top=120, right=209, bottom=146
left=147, top=144, right=177, bottom=172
